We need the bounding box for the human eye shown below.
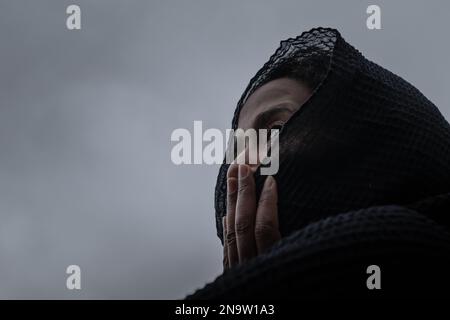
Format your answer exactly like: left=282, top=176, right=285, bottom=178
left=269, top=123, right=284, bottom=131
left=267, top=121, right=284, bottom=136
left=264, top=122, right=284, bottom=142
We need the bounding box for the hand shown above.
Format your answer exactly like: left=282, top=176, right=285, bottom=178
left=222, top=164, right=281, bottom=270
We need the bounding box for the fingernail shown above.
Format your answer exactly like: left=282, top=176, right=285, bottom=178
left=227, top=163, right=238, bottom=179
left=265, top=176, right=275, bottom=188
left=239, top=165, right=249, bottom=179
left=227, top=177, right=237, bottom=193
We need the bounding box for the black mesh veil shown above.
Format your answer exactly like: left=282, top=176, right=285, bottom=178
left=214, top=27, right=450, bottom=242
left=190, top=28, right=450, bottom=299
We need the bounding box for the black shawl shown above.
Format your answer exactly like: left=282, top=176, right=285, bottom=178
left=187, top=28, right=450, bottom=299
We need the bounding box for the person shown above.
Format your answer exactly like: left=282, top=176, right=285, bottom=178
left=187, top=28, right=450, bottom=299
left=222, top=78, right=316, bottom=267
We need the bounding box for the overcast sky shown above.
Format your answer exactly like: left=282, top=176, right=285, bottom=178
left=1, top=0, right=449, bottom=299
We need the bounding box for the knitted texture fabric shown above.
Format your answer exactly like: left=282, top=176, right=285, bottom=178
left=188, top=207, right=450, bottom=298
left=187, top=28, right=450, bottom=299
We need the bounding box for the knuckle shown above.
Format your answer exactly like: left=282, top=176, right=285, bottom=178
left=225, top=231, right=236, bottom=246
left=227, top=188, right=237, bottom=198
left=258, top=193, right=273, bottom=206
left=234, top=221, right=252, bottom=235
left=237, top=181, right=250, bottom=194
left=254, top=222, right=277, bottom=240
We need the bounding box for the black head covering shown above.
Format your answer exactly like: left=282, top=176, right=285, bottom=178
left=214, top=27, right=450, bottom=241
left=188, top=27, right=450, bottom=299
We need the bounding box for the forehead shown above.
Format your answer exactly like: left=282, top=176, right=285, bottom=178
left=237, top=78, right=311, bottom=129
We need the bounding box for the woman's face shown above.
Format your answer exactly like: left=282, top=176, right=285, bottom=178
left=221, top=78, right=315, bottom=269
left=237, top=77, right=313, bottom=131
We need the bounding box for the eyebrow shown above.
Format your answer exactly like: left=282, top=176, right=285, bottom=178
left=253, top=104, right=294, bottom=129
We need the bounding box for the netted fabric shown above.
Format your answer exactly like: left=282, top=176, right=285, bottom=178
left=190, top=27, right=450, bottom=299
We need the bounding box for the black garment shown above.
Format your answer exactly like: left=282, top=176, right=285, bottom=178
left=187, top=28, right=450, bottom=299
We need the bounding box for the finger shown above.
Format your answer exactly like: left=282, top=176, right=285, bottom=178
left=255, top=176, right=281, bottom=254
left=235, top=164, right=257, bottom=263
left=234, top=144, right=259, bottom=174
left=222, top=216, right=229, bottom=270
left=226, top=164, right=239, bottom=267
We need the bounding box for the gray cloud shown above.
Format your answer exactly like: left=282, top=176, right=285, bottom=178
left=0, top=0, right=449, bottom=298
